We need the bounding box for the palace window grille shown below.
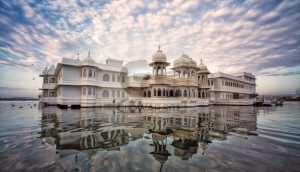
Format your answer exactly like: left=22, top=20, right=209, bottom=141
left=103, top=74, right=109, bottom=81
left=103, top=90, right=109, bottom=97
left=89, top=69, right=92, bottom=77
left=112, top=75, right=115, bottom=82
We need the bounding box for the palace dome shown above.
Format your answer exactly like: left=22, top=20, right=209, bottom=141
left=173, top=53, right=197, bottom=68
left=198, top=59, right=207, bottom=70
left=82, top=51, right=96, bottom=63
left=152, top=45, right=167, bottom=62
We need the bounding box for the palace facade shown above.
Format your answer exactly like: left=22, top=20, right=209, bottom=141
left=39, top=45, right=256, bottom=107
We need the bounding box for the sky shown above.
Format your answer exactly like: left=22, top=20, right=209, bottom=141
left=0, top=0, right=299, bottom=98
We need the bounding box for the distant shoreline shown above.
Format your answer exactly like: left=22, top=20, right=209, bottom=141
left=0, top=99, right=38, bottom=101
left=280, top=99, right=300, bottom=102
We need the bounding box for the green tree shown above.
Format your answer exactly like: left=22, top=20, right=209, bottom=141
left=249, top=93, right=259, bottom=98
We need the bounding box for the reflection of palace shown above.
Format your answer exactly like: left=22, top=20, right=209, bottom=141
left=39, top=45, right=256, bottom=107
left=40, top=106, right=257, bottom=170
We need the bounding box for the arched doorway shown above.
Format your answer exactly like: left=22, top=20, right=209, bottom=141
left=158, top=88, right=161, bottom=96
left=175, top=90, right=181, bottom=97
left=148, top=90, right=151, bottom=97
left=143, top=91, right=146, bottom=97
left=170, top=90, right=174, bottom=97
left=184, top=90, right=187, bottom=97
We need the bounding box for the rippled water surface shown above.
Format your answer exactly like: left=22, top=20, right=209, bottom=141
left=0, top=101, right=299, bottom=172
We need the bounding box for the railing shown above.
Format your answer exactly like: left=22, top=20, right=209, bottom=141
left=153, top=75, right=166, bottom=83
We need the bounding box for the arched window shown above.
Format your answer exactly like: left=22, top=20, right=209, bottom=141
left=198, top=92, right=201, bottom=98
left=44, top=78, right=48, bottom=83
left=103, top=74, right=109, bottom=81
left=175, top=90, right=181, bottom=97
left=93, top=88, right=95, bottom=95
left=222, top=80, right=224, bottom=86
left=170, top=90, right=174, bottom=97
left=49, top=92, right=57, bottom=97
left=183, top=71, right=187, bottom=78
left=153, top=67, right=156, bottom=75
left=88, top=88, right=92, bottom=95
left=88, top=69, right=92, bottom=77
left=208, top=80, right=210, bottom=86
left=43, top=91, right=48, bottom=97
left=117, top=75, right=120, bottom=82
left=102, top=90, right=109, bottom=97
left=122, top=76, right=125, bottom=83
left=148, top=90, right=151, bottom=97
left=175, top=70, right=181, bottom=78
left=112, top=90, right=115, bottom=97
left=112, top=75, right=115, bottom=82
left=154, top=88, right=156, bottom=96
left=191, top=71, right=195, bottom=78
left=163, top=88, right=165, bottom=96
left=94, top=70, right=95, bottom=78
left=49, top=78, right=57, bottom=83
left=158, top=88, right=161, bottom=96
left=184, top=90, right=187, bottom=97
left=206, top=92, right=207, bottom=97
left=83, top=88, right=86, bottom=95
left=211, top=80, right=214, bottom=86
left=157, top=66, right=161, bottom=75
left=117, top=91, right=120, bottom=98
left=83, top=69, right=86, bottom=77
left=122, top=91, right=125, bottom=98
left=143, top=91, right=146, bottom=97
left=202, top=91, right=205, bottom=97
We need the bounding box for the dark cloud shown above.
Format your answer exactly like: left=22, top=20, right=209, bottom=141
left=265, top=71, right=300, bottom=76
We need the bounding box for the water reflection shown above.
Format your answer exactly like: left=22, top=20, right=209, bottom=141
left=39, top=106, right=257, bottom=171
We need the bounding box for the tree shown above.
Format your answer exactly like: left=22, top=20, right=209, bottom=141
left=143, top=73, right=152, bottom=80
left=249, top=93, right=259, bottom=98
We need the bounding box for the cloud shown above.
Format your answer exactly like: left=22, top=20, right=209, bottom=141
left=23, top=6, right=35, bottom=18
left=0, top=0, right=298, bottom=79
left=265, top=71, right=300, bottom=76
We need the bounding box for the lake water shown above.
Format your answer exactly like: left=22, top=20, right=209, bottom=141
left=0, top=101, right=299, bottom=172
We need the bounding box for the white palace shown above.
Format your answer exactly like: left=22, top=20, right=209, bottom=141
left=39, top=45, right=257, bottom=108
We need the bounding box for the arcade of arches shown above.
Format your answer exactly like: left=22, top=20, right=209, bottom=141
left=142, top=88, right=209, bottom=98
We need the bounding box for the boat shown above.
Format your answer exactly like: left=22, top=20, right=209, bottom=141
left=262, top=99, right=272, bottom=106
left=11, top=104, right=15, bottom=106
left=253, top=95, right=272, bottom=106
left=19, top=105, right=23, bottom=108
left=275, top=101, right=283, bottom=105
left=262, top=102, right=272, bottom=106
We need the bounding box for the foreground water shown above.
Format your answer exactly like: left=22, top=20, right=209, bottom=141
left=0, top=101, right=299, bottom=172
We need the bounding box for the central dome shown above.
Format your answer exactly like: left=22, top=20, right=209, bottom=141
left=152, top=45, right=167, bottom=62
left=82, top=51, right=96, bottom=63
left=173, top=53, right=197, bottom=68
